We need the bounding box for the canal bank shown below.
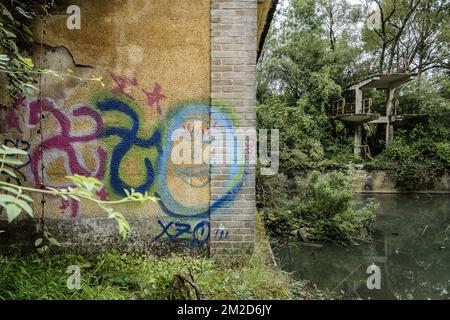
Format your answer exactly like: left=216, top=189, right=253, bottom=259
left=355, top=169, right=450, bottom=194
left=272, top=193, right=450, bottom=300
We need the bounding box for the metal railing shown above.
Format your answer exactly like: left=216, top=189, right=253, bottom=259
left=329, top=98, right=373, bottom=117
left=361, top=98, right=372, bottom=114
left=330, top=98, right=346, bottom=116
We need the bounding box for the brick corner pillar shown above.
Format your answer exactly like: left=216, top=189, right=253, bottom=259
left=209, top=0, right=257, bottom=257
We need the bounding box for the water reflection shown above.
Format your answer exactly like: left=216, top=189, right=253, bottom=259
left=273, top=194, right=450, bottom=300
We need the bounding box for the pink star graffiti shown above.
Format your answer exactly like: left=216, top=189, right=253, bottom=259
left=142, top=83, right=167, bottom=115
left=110, top=72, right=138, bottom=100
left=5, top=109, right=22, bottom=134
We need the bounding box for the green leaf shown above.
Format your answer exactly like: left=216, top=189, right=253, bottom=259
left=118, top=219, right=130, bottom=240
left=18, top=194, right=33, bottom=202
left=0, top=145, right=28, bottom=155
left=23, top=25, right=32, bottom=37
left=48, top=238, right=60, bottom=247
left=15, top=6, right=34, bottom=19
left=1, top=186, right=21, bottom=195
left=83, top=180, right=96, bottom=191
left=34, top=238, right=43, bottom=247
left=66, top=175, right=83, bottom=187
left=107, top=210, right=117, bottom=219
left=75, top=189, right=93, bottom=197
left=5, top=203, right=21, bottom=223
left=1, top=157, right=24, bottom=165
left=1, top=7, right=15, bottom=23
left=38, top=246, right=49, bottom=253
left=2, top=28, right=16, bottom=38
left=23, top=83, right=38, bottom=91
left=15, top=199, right=33, bottom=217
left=0, top=167, right=17, bottom=178
left=17, top=55, right=34, bottom=69
left=0, top=194, right=17, bottom=203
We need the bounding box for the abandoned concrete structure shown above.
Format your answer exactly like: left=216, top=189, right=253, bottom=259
left=0, top=0, right=278, bottom=256
left=329, top=73, right=420, bottom=158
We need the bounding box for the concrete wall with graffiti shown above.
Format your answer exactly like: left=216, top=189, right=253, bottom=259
left=0, top=0, right=249, bottom=252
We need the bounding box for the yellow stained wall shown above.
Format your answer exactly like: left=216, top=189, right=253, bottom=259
left=257, top=0, right=274, bottom=50
left=1, top=0, right=275, bottom=249
left=4, top=0, right=211, bottom=233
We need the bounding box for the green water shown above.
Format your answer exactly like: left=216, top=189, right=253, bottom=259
left=273, top=194, right=450, bottom=300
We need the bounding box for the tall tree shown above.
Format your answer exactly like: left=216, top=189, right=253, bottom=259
left=362, top=0, right=449, bottom=75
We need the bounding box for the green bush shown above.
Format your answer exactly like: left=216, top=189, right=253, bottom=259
left=376, top=77, right=450, bottom=191
left=256, top=172, right=290, bottom=208
left=257, top=96, right=356, bottom=174
left=260, top=170, right=377, bottom=243
left=257, top=97, right=326, bottom=173
left=378, top=127, right=450, bottom=191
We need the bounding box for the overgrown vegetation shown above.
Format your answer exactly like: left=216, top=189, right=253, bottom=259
left=373, top=76, right=450, bottom=190
left=0, top=0, right=52, bottom=101
left=259, top=170, right=376, bottom=243
left=257, top=96, right=357, bottom=176
left=257, top=0, right=449, bottom=199
left=0, top=217, right=334, bottom=300
left=257, top=0, right=449, bottom=245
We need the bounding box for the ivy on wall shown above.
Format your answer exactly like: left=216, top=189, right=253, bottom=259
left=0, top=0, right=55, bottom=104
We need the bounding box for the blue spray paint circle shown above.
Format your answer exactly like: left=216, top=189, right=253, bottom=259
left=156, top=104, right=244, bottom=219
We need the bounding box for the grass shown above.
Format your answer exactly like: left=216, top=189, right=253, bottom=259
left=0, top=215, right=330, bottom=300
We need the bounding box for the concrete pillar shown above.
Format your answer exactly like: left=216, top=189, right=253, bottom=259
left=354, top=126, right=362, bottom=157
left=355, top=88, right=363, bottom=114
left=354, top=87, right=363, bottom=157
left=385, top=88, right=395, bottom=145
